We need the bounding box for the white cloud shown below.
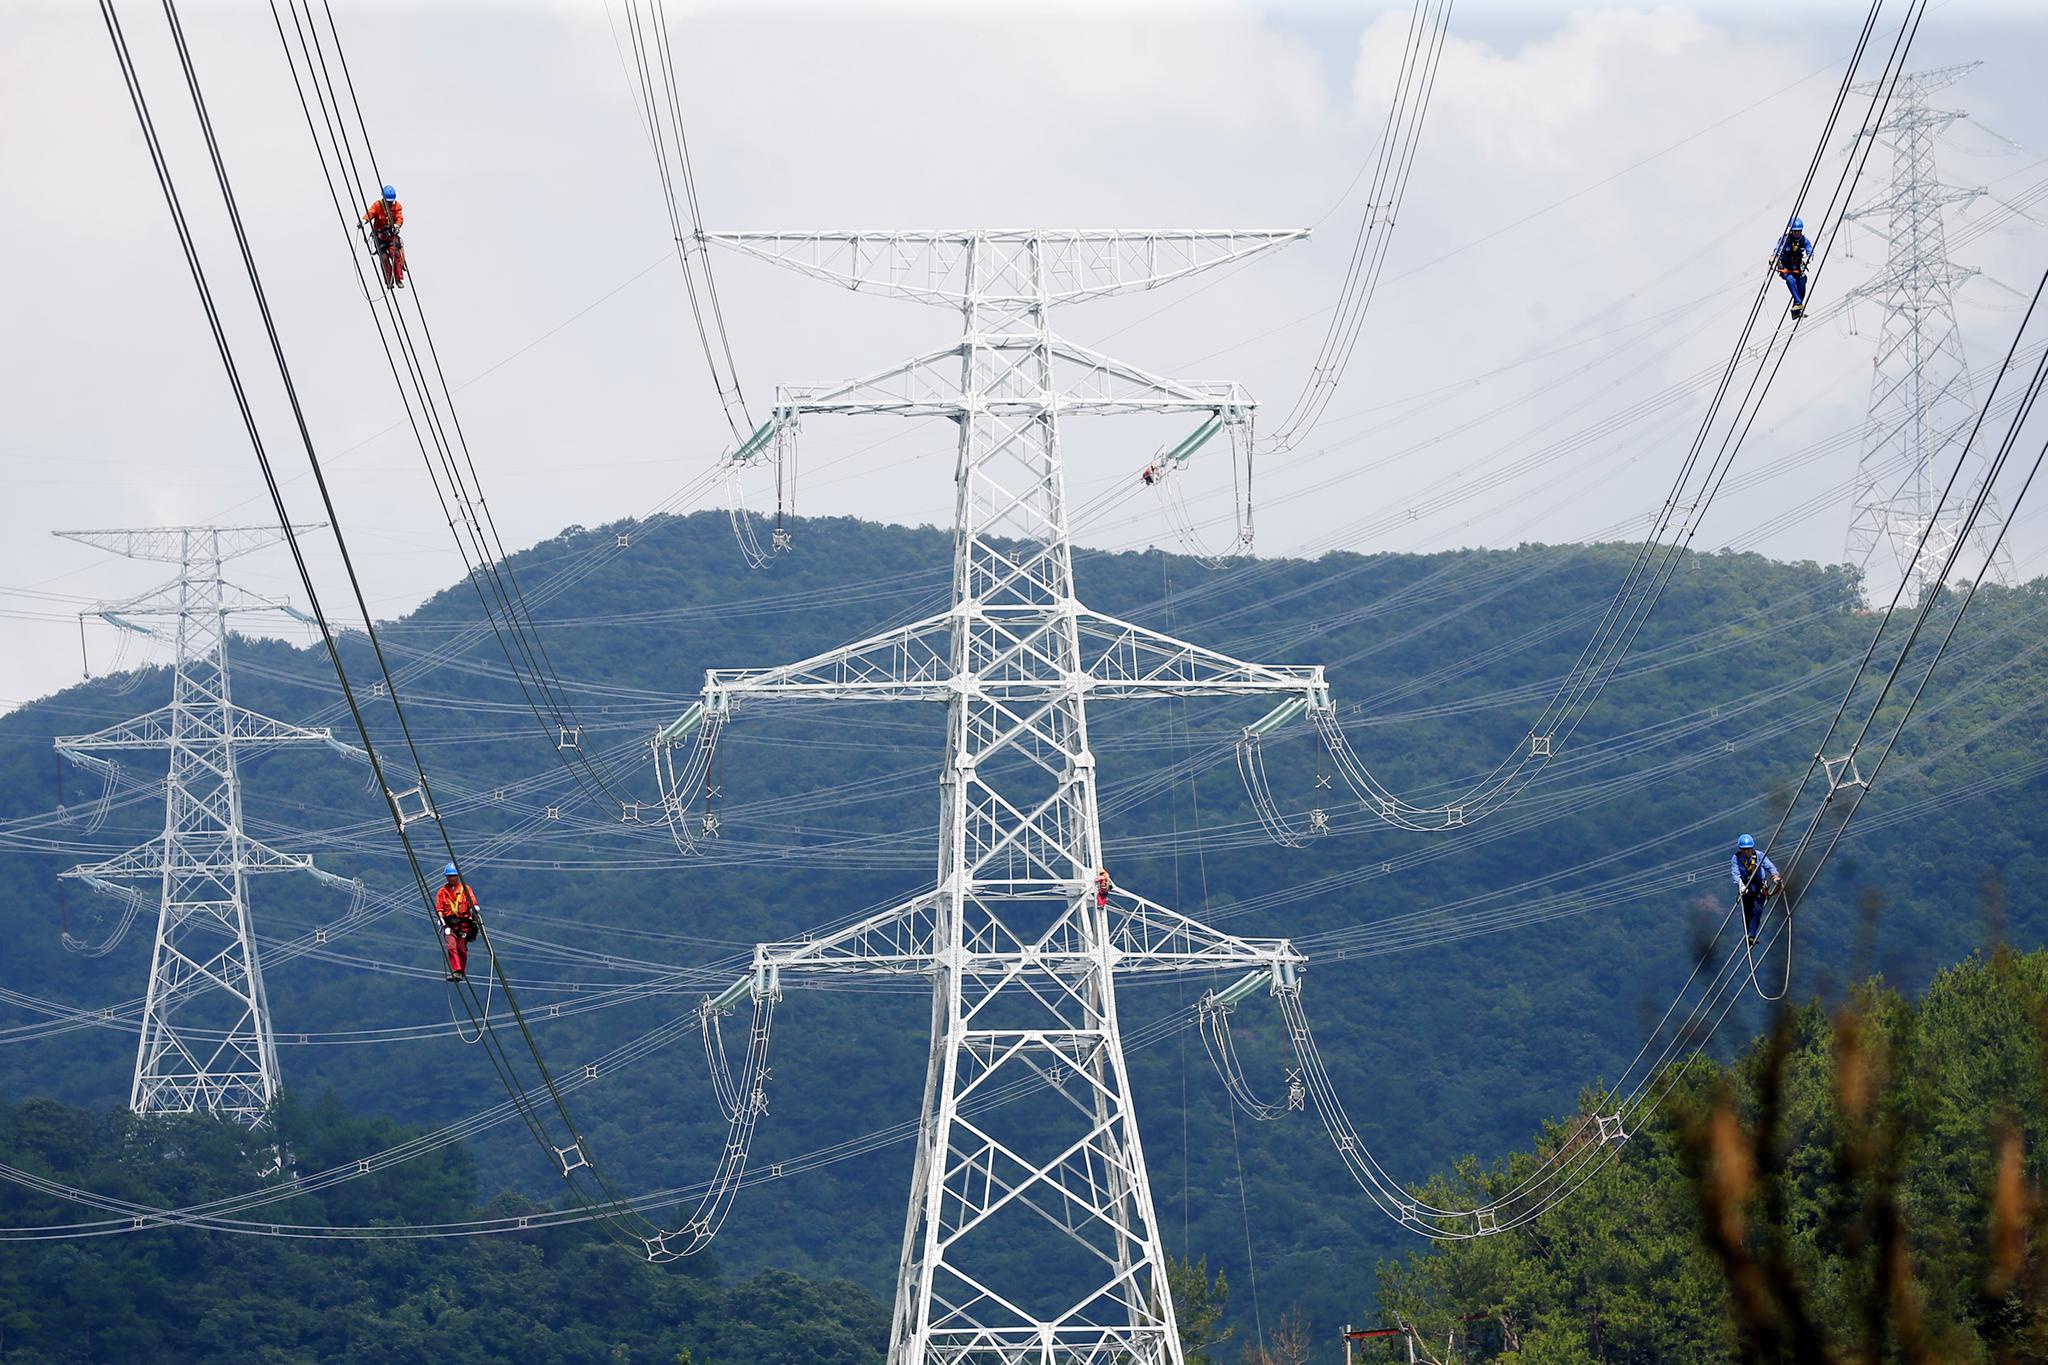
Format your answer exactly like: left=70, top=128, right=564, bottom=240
left=0, top=1, right=2043, bottom=710
left=1355, top=7, right=1725, bottom=168
left=1014, top=5, right=1335, bottom=132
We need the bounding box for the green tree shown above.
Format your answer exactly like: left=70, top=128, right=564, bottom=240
left=1169, top=1254, right=1235, bottom=1363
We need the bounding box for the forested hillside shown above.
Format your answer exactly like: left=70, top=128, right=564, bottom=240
left=3, top=512, right=2046, bottom=1352
left=0, top=1092, right=887, bottom=1363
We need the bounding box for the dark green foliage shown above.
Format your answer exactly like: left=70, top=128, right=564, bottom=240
left=0, top=1091, right=886, bottom=1363
left=1378, top=948, right=2048, bottom=1362
left=3, top=513, right=2048, bottom=1350
left=1169, top=1254, right=1235, bottom=1363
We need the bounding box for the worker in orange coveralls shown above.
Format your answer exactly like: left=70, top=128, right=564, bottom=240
left=435, top=863, right=480, bottom=981
left=362, top=184, right=406, bottom=289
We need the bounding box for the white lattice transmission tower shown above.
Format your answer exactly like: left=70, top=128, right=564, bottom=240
left=1845, top=62, right=2015, bottom=598
left=658, top=230, right=1323, bottom=1363
left=53, top=525, right=345, bottom=1127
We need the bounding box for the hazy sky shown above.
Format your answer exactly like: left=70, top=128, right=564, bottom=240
left=4, top=0, right=2046, bottom=712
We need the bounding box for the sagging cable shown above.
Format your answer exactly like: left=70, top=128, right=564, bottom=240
left=647, top=973, right=778, bottom=1262
left=1198, top=970, right=1298, bottom=1122
left=55, top=751, right=121, bottom=836
left=1274, top=983, right=1627, bottom=1239
left=58, top=875, right=150, bottom=958
left=653, top=704, right=724, bottom=856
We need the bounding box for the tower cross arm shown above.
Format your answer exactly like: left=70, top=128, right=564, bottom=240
left=1077, top=610, right=1324, bottom=699
left=704, top=229, right=1307, bottom=306
left=87, top=576, right=310, bottom=623
left=1047, top=339, right=1253, bottom=416
left=671, top=607, right=1325, bottom=735
left=697, top=610, right=959, bottom=715
left=762, top=338, right=1256, bottom=429
left=1853, top=60, right=1978, bottom=101
left=755, top=894, right=942, bottom=977
left=1843, top=259, right=1981, bottom=308
left=54, top=706, right=179, bottom=752
left=764, top=345, right=971, bottom=423
left=60, top=832, right=316, bottom=882
left=55, top=524, right=324, bottom=565
left=55, top=704, right=333, bottom=753
left=1106, top=893, right=1303, bottom=974
left=1842, top=184, right=1985, bottom=223
left=747, top=891, right=1300, bottom=979
left=57, top=836, right=168, bottom=881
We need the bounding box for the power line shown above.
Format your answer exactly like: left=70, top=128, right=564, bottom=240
left=100, top=0, right=759, bottom=1262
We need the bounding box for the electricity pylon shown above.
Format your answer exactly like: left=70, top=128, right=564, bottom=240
left=1844, top=63, right=2016, bottom=597
left=54, top=525, right=341, bottom=1127
left=658, top=230, right=1321, bottom=1364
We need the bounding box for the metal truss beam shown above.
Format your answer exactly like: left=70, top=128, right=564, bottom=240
left=55, top=523, right=322, bottom=566
left=702, top=609, right=1321, bottom=712
left=54, top=704, right=334, bottom=753
left=82, top=577, right=308, bottom=635
left=753, top=891, right=1298, bottom=981
left=706, top=228, right=1306, bottom=307
left=59, top=831, right=318, bottom=882
left=762, top=338, right=1251, bottom=422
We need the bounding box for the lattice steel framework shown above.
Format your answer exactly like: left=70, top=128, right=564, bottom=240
left=1845, top=63, right=2015, bottom=597
left=54, top=526, right=335, bottom=1126
left=660, top=230, right=1316, bottom=1364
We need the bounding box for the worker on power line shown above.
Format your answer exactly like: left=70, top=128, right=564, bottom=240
left=1095, top=868, right=1113, bottom=910
left=1731, top=834, right=1782, bottom=946
left=1773, top=217, right=1813, bottom=320
left=435, top=862, right=480, bottom=981
left=362, top=184, right=406, bottom=290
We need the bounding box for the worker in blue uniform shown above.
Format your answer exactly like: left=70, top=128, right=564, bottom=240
left=1731, top=834, right=1782, bottom=945
left=1773, top=218, right=1813, bottom=319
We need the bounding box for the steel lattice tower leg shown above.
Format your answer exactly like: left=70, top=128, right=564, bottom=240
left=1845, top=63, right=2015, bottom=599
left=55, top=526, right=339, bottom=1127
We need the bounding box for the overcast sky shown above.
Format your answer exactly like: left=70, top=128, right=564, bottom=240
left=4, top=0, right=2046, bottom=712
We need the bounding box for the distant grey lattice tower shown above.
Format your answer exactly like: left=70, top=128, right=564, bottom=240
left=1844, top=63, right=2016, bottom=598
left=54, top=526, right=338, bottom=1127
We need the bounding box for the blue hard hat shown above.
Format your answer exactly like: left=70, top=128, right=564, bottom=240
left=442, top=862, right=460, bottom=877
left=1736, top=834, right=1756, bottom=850
left=382, top=184, right=398, bottom=201
left=1788, top=217, right=1804, bottom=232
